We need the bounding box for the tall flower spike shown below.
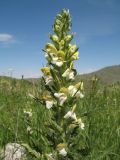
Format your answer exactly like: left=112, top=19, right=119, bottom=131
left=53, top=9, right=72, bottom=39
left=31, top=9, right=85, bottom=159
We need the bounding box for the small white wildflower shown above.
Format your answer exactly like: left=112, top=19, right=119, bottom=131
left=54, top=93, right=67, bottom=106
left=59, top=148, right=67, bottom=157
left=62, top=68, right=75, bottom=80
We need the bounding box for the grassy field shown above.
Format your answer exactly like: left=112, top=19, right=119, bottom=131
left=0, top=76, right=120, bottom=159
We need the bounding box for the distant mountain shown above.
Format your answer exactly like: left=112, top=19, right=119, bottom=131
left=76, top=65, right=120, bottom=85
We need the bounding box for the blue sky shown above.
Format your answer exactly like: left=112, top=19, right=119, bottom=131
left=0, top=0, right=120, bottom=78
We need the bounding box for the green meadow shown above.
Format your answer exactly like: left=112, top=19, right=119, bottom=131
left=0, top=76, right=120, bottom=159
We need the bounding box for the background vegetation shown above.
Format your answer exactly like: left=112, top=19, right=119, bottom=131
left=0, top=73, right=120, bottom=159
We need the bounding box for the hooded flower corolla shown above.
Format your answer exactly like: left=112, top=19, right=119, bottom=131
left=45, top=43, right=65, bottom=67
left=62, top=68, right=75, bottom=80
left=64, top=111, right=77, bottom=120
left=68, top=85, right=84, bottom=98
left=45, top=43, right=58, bottom=54
left=45, top=76, right=53, bottom=85
left=54, top=92, right=67, bottom=106
left=52, top=60, right=64, bottom=67
left=45, top=100, right=54, bottom=109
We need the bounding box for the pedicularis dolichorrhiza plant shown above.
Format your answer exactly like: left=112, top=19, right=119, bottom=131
left=24, top=9, right=86, bottom=160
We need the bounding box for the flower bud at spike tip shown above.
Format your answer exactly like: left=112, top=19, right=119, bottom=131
left=50, top=34, right=59, bottom=43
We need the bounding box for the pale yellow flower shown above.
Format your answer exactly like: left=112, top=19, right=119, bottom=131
left=50, top=35, right=59, bottom=43
left=68, top=85, right=77, bottom=97
left=44, top=43, right=59, bottom=63
left=69, top=44, right=77, bottom=53
left=49, top=53, right=58, bottom=61
left=71, top=51, right=79, bottom=60
left=64, top=111, right=77, bottom=120
left=62, top=68, right=75, bottom=80
left=45, top=43, right=65, bottom=67
left=45, top=52, right=64, bottom=67
left=45, top=43, right=57, bottom=54
left=65, top=34, right=73, bottom=42
left=41, top=67, right=51, bottom=76
left=52, top=60, right=63, bottom=67
left=68, top=85, right=84, bottom=98
left=54, top=92, right=67, bottom=106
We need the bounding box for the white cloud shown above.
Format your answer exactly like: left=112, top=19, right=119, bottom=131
left=0, top=33, right=14, bottom=42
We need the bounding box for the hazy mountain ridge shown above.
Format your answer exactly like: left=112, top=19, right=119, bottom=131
left=77, top=64, right=120, bottom=85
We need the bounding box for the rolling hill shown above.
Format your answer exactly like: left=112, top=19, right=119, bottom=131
left=76, top=64, right=120, bottom=85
